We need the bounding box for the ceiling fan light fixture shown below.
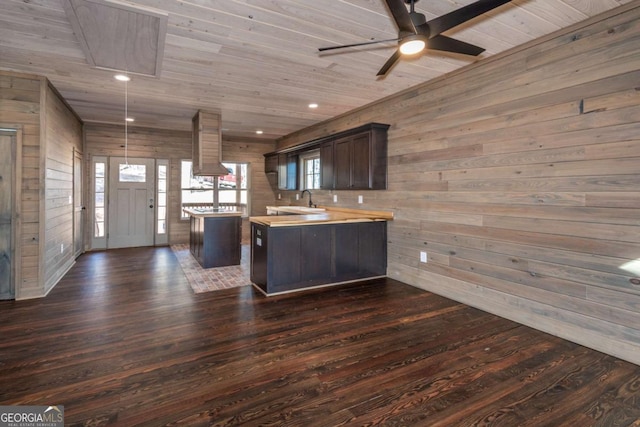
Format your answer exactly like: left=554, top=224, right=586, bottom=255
left=114, top=74, right=130, bottom=82
left=399, top=36, right=426, bottom=55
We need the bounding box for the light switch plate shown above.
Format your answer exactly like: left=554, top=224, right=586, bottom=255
left=420, top=251, right=428, bottom=263
left=358, top=195, right=363, bottom=204
left=333, top=194, right=338, bottom=203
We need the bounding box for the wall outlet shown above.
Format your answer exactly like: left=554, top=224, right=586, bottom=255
left=60, top=243, right=64, bottom=254
left=295, top=194, right=299, bottom=200
left=358, top=195, right=363, bottom=204
left=277, top=193, right=281, bottom=200
left=333, top=194, right=338, bottom=203
left=420, top=251, right=428, bottom=263
left=68, top=195, right=72, bottom=204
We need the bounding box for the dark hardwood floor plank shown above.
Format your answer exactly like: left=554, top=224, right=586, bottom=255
left=1, top=247, right=639, bottom=426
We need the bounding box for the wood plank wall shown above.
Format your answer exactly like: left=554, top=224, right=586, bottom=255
left=84, top=124, right=275, bottom=245
left=43, top=82, right=83, bottom=293
left=275, top=4, right=640, bottom=365
left=0, top=71, right=83, bottom=299
left=0, top=71, right=43, bottom=299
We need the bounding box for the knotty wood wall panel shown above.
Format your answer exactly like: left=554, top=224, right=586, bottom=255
left=0, top=71, right=42, bottom=299
left=43, top=82, right=82, bottom=294
left=84, top=124, right=192, bottom=245
left=275, top=4, right=640, bottom=364
left=85, top=125, right=275, bottom=245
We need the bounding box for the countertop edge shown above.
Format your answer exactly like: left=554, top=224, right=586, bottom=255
left=183, top=208, right=244, bottom=218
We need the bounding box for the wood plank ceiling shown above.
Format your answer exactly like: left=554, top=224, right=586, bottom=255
left=0, top=0, right=633, bottom=139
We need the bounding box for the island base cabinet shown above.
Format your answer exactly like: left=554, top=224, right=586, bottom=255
left=250, top=221, right=386, bottom=295
left=190, top=215, right=241, bottom=268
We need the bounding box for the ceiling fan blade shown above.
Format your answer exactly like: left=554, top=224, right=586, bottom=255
left=384, top=0, right=416, bottom=34
left=377, top=49, right=402, bottom=76
left=318, top=37, right=400, bottom=52
left=427, top=0, right=513, bottom=37
left=428, top=35, right=485, bottom=56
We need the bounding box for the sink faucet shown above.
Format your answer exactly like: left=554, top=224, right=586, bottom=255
left=301, top=189, right=316, bottom=208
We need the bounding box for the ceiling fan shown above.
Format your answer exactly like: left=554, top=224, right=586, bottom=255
left=318, top=0, right=514, bottom=76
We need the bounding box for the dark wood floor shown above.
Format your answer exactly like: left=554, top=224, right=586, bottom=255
left=1, top=247, right=639, bottom=426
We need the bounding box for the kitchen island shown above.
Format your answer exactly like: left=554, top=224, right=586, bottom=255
left=250, top=207, right=393, bottom=295
left=184, top=208, right=243, bottom=268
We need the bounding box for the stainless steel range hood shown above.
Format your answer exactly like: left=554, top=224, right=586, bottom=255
left=192, top=110, right=228, bottom=176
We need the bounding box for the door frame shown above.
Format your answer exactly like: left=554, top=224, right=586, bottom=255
left=73, top=148, right=84, bottom=258
left=0, top=126, right=23, bottom=300
left=91, top=156, right=168, bottom=250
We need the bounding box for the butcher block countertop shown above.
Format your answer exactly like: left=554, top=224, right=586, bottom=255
left=183, top=208, right=243, bottom=218
left=251, top=206, right=393, bottom=227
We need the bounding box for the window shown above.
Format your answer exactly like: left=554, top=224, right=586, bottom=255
left=94, top=161, right=105, bottom=237
left=157, top=164, right=167, bottom=235
left=119, top=164, right=146, bottom=182
left=299, top=150, right=320, bottom=190
left=181, top=160, right=249, bottom=218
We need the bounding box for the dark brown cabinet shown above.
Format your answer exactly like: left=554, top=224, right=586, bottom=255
left=189, top=215, right=242, bottom=268
left=264, top=123, right=389, bottom=191
left=320, top=141, right=335, bottom=189
left=264, top=153, right=278, bottom=174
left=250, top=220, right=387, bottom=294
left=315, top=123, right=389, bottom=190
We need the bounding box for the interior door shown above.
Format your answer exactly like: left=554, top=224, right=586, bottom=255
left=73, top=150, right=84, bottom=258
left=108, top=157, right=155, bottom=248
left=0, top=132, right=15, bottom=300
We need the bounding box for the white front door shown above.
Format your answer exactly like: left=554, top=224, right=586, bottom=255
left=108, top=157, right=155, bottom=248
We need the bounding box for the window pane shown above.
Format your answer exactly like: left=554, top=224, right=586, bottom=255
left=158, top=192, right=166, bottom=206
left=95, top=163, right=105, bottom=178
left=95, top=222, right=104, bottom=237
left=120, top=164, right=146, bottom=182
left=218, top=190, right=236, bottom=203
left=219, top=164, right=236, bottom=189
left=157, top=220, right=166, bottom=234
left=158, top=179, right=167, bottom=192
left=158, top=165, right=167, bottom=179
left=95, top=177, right=104, bottom=193
left=181, top=160, right=193, bottom=188
left=95, top=207, right=104, bottom=222
left=240, top=164, right=248, bottom=189
left=95, top=192, right=104, bottom=207
left=240, top=190, right=247, bottom=204
left=182, top=190, right=214, bottom=204
left=158, top=206, right=166, bottom=220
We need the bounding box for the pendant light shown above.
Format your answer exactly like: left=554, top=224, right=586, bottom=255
left=114, top=73, right=131, bottom=167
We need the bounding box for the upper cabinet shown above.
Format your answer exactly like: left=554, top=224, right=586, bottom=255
left=192, top=110, right=228, bottom=176
left=265, top=122, right=389, bottom=191
left=326, top=123, right=389, bottom=190
left=264, top=153, right=278, bottom=174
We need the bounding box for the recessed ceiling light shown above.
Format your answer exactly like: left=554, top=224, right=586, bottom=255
left=114, top=74, right=130, bottom=82
left=256, top=130, right=263, bottom=135
left=308, top=103, right=318, bottom=109
left=126, top=117, right=135, bottom=122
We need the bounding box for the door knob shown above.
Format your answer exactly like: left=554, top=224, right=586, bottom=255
left=149, top=205, right=154, bottom=208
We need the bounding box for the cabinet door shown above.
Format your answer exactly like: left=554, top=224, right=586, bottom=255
left=334, top=137, right=351, bottom=189
left=333, top=224, right=359, bottom=279
left=320, top=142, right=335, bottom=189
left=351, top=132, right=371, bottom=189
left=300, top=225, right=332, bottom=283
left=270, top=227, right=302, bottom=288
left=358, top=221, right=386, bottom=276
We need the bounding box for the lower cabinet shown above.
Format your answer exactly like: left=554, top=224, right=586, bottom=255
left=190, top=215, right=241, bottom=268
left=250, top=221, right=387, bottom=294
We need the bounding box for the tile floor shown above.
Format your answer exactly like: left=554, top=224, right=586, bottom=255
left=171, top=244, right=251, bottom=293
